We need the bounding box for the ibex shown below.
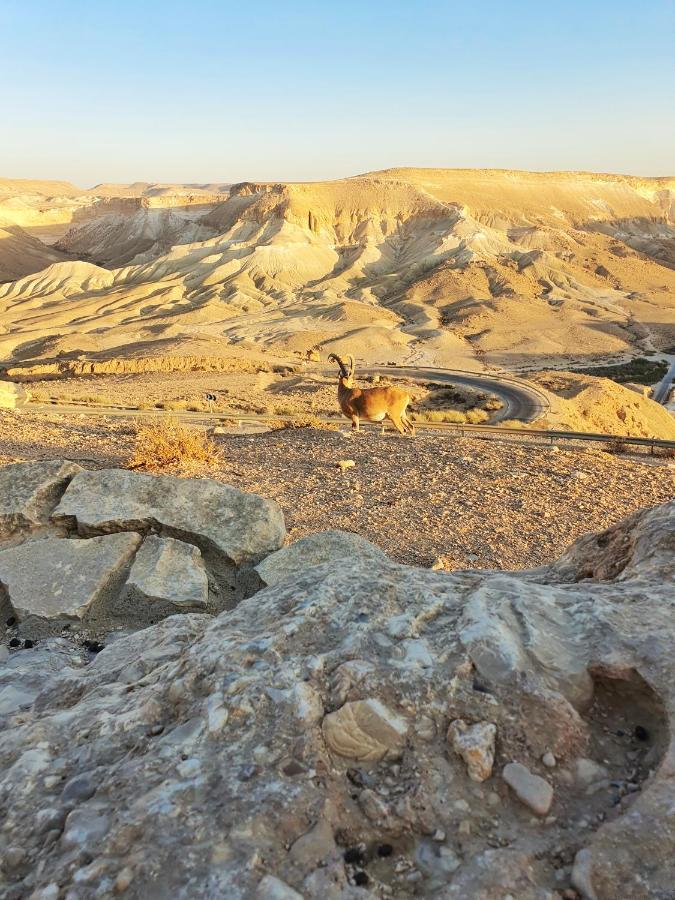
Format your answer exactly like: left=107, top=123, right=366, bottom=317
left=327, top=353, right=415, bottom=435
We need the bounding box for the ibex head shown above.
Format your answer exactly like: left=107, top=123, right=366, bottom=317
left=328, top=353, right=355, bottom=387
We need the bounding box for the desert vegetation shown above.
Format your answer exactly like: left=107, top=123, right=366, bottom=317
left=127, top=416, right=220, bottom=472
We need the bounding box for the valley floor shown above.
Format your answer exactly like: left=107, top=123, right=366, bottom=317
left=1, top=409, right=672, bottom=571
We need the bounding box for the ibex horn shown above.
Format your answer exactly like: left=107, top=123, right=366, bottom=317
left=327, top=353, right=349, bottom=377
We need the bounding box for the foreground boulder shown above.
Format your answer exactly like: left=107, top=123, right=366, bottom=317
left=0, top=497, right=672, bottom=898
left=53, top=468, right=285, bottom=565
left=0, top=460, right=286, bottom=634
left=255, top=529, right=388, bottom=586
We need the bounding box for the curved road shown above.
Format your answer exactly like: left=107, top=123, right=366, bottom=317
left=363, top=366, right=549, bottom=423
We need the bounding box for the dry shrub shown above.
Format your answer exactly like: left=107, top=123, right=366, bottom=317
left=604, top=438, right=629, bottom=455
left=127, top=416, right=220, bottom=472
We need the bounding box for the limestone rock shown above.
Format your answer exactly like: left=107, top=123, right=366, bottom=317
left=322, top=698, right=408, bottom=761
left=52, top=468, right=285, bottom=565
left=256, top=875, right=304, bottom=899
left=0, top=533, right=141, bottom=624
left=255, top=529, right=387, bottom=587
left=289, top=818, right=336, bottom=868
left=0, top=459, right=81, bottom=537
left=0, top=499, right=672, bottom=898
left=123, top=536, right=209, bottom=620
left=503, top=762, right=554, bottom=816
left=0, top=638, right=87, bottom=716
left=0, top=381, right=28, bottom=409
left=448, top=719, right=496, bottom=782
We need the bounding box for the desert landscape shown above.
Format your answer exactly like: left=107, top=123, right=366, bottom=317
left=0, top=161, right=674, bottom=900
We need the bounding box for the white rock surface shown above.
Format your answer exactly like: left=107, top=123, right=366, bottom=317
left=0, top=380, right=28, bottom=409
left=124, top=536, right=209, bottom=616
left=255, top=529, right=387, bottom=587
left=52, top=467, right=285, bottom=565
left=0, top=533, right=141, bottom=624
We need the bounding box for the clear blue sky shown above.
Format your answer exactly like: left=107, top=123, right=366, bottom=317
left=2, top=0, right=673, bottom=186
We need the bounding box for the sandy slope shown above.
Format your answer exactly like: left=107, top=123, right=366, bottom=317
left=529, top=371, right=675, bottom=439
left=0, top=169, right=673, bottom=373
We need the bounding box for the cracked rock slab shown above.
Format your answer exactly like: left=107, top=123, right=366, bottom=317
left=0, top=533, right=141, bottom=624
left=0, top=459, right=81, bottom=538
left=123, top=536, right=209, bottom=619
left=52, top=468, right=285, bottom=565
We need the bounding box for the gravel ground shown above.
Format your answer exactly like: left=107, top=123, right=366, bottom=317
left=1, top=409, right=673, bottom=570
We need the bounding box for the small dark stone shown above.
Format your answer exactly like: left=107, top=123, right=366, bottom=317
left=9, top=638, right=21, bottom=648
left=83, top=640, right=104, bottom=653
left=344, top=847, right=364, bottom=865
left=377, top=843, right=393, bottom=857
left=354, top=872, right=369, bottom=887
left=23, top=639, right=35, bottom=649
left=473, top=680, right=491, bottom=694
left=282, top=760, right=305, bottom=777
left=6, top=616, right=16, bottom=627
left=634, top=725, right=649, bottom=742
left=615, top=729, right=625, bottom=737
left=347, top=768, right=373, bottom=788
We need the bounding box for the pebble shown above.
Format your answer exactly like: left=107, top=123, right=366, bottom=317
left=575, top=758, right=609, bottom=788
left=571, top=848, right=598, bottom=900
left=337, top=459, right=356, bottom=473
left=62, top=772, right=98, bottom=804
left=448, top=719, right=496, bottom=782
left=1, top=846, right=26, bottom=872
left=114, top=867, right=134, bottom=894
left=542, top=751, right=556, bottom=768
left=502, top=762, right=554, bottom=816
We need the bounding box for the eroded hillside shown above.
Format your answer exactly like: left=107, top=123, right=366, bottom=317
left=0, top=169, right=674, bottom=370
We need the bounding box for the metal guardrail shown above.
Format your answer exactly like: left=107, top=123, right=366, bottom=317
left=27, top=398, right=675, bottom=451
left=413, top=421, right=675, bottom=451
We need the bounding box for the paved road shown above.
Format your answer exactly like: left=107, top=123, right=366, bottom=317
left=363, top=366, right=549, bottom=423
left=653, top=358, right=675, bottom=405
